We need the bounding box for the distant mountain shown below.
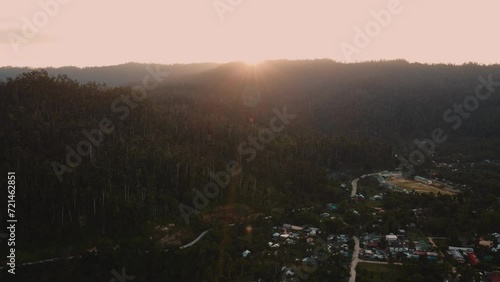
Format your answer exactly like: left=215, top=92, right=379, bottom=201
left=0, top=62, right=219, bottom=86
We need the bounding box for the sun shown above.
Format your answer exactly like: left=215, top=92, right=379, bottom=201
left=242, top=58, right=264, bottom=66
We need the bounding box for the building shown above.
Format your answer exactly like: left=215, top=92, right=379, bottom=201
left=386, top=234, right=398, bottom=241
left=449, top=246, right=474, bottom=252
left=415, top=176, right=432, bottom=185
left=486, top=272, right=500, bottom=282
left=467, top=252, right=479, bottom=266
left=449, top=249, right=465, bottom=263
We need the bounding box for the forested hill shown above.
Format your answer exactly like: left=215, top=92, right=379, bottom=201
left=160, top=60, right=500, bottom=140
left=0, top=62, right=218, bottom=87
left=1, top=60, right=500, bottom=255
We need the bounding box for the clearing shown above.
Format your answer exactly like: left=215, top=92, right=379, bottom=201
left=385, top=177, right=457, bottom=195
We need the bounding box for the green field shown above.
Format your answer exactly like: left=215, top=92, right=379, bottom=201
left=356, top=262, right=405, bottom=282
left=431, top=238, right=449, bottom=251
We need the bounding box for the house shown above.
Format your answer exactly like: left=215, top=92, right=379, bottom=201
left=386, top=234, right=398, bottom=241
left=467, top=252, right=479, bottom=266
left=280, top=234, right=290, bottom=239
left=326, top=203, right=338, bottom=211
left=486, top=271, right=500, bottom=282
left=415, top=241, right=431, bottom=251
left=479, top=240, right=493, bottom=247
left=321, top=213, right=330, bottom=218
left=389, top=247, right=409, bottom=252
left=370, top=194, right=383, bottom=200
left=281, top=267, right=295, bottom=278
left=449, top=246, right=474, bottom=253
left=242, top=250, right=251, bottom=258
left=448, top=249, right=465, bottom=263
left=302, top=257, right=316, bottom=265
left=415, top=176, right=432, bottom=185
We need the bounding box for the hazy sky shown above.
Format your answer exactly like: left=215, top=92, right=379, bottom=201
left=1, top=0, right=499, bottom=67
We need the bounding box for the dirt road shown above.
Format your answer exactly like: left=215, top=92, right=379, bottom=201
left=349, top=236, right=360, bottom=282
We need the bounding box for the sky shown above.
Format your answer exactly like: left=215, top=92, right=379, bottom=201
left=0, top=0, right=499, bottom=67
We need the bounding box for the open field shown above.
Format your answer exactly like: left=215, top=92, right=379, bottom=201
left=431, top=238, right=449, bottom=250
left=356, top=262, right=405, bottom=282
left=386, top=177, right=457, bottom=195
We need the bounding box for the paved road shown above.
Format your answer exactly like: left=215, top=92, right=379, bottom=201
left=4, top=229, right=212, bottom=270
left=0, top=255, right=79, bottom=271
left=179, top=229, right=211, bottom=249
left=351, top=173, right=381, bottom=198
left=348, top=235, right=403, bottom=282
left=427, top=237, right=445, bottom=257
left=349, top=236, right=361, bottom=282
left=350, top=178, right=359, bottom=197
left=348, top=172, right=391, bottom=282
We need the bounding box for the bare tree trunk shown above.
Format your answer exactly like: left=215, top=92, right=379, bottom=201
left=69, top=206, right=72, bottom=223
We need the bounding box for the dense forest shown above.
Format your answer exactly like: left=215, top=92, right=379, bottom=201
left=1, top=60, right=500, bottom=280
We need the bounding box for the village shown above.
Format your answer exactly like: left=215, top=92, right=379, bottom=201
left=246, top=171, right=500, bottom=281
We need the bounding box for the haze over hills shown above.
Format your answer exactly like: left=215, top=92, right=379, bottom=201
left=2, top=59, right=499, bottom=88
left=162, top=59, right=500, bottom=139
left=0, top=62, right=219, bottom=87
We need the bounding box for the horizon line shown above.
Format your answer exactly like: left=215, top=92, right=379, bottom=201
left=1, top=58, right=500, bottom=69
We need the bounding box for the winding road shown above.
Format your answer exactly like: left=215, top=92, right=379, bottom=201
left=349, top=236, right=361, bottom=282
left=350, top=178, right=359, bottom=197
left=348, top=172, right=383, bottom=281
left=3, top=229, right=212, bottom=271
left=351, top=173, right=380, bottom=197
left=179, top=229, right=211, bottom=249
